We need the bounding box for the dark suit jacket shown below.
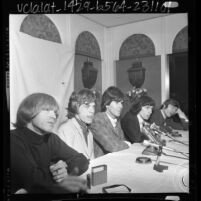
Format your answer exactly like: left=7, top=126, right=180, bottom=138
left=149, top=109, right=189, bottom=131
left=121, top=111, right=149, bottom=144
left=90, top=112, right=129, bottom=157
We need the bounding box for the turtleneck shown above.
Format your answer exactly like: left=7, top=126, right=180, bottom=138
left=17, top=127, right=50, bottom=145
left=10, top=126, right=89, bottom=193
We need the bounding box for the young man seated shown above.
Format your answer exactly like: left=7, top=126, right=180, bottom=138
left=121, top=95, right=155, bottom=144
left=149, top=99, right=189, bottom=132
left=90, top=86, right=130, bottom=158
left=58, top=89, right=96, bottom=160
left=10, top=93, right=88, bottom=194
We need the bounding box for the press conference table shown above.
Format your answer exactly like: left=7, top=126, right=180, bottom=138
left=81, top=130, right=189, bottom=193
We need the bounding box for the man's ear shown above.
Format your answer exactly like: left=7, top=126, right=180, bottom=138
left=75, top=102, right=80, bottom=114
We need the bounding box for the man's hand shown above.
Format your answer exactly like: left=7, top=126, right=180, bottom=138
left=58, top=174, right=88, bottom=193
left=50, top=160, right=68, bottom=183
left=177, top=108, right=188, bottom=122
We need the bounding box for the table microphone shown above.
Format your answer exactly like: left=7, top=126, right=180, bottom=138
left=143, top=140, right=189, bottom=155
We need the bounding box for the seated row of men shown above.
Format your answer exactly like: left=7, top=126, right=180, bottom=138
left=10, top=87, right=189, bottom=194
left=58, top=86, right=188, bottom=158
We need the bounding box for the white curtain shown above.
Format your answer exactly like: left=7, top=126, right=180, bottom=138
left=10, top=16, right=74, bottom=131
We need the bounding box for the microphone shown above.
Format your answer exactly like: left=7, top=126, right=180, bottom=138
left=143, top=140, right=189, bottom=155
left=149, top=123, right=168, bottom=135
left=141, top=122, right=164, bottom=145
left=143, top=122, right=166, bottom=136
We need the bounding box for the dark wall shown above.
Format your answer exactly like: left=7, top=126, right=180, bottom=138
left=116, top=56, right=161, bottom=117
left=169, top=52, right=188, bottom=115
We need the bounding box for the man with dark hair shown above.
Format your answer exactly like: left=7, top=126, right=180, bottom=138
left=149, top=98, right=189, bottom=132
left=10, top=93, right=88, bottom=194
left=121, top=95, right=155, bottom=143
left=90, top=86, right=130, bottom=158
left=58, top=89, right=96, bottom=160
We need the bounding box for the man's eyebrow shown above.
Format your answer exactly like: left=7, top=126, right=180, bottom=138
left=83, top=101, right=95, bottom=105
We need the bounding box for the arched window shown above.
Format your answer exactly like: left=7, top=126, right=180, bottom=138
left=172, top=26, right=188, bottom=53
left=20, top=14, right=62, bottom=43
left=75, top=31, right=101, bottom=60
left=75, top=31, right=102, bottom=112
left=119, top=34, right=155, bottom=60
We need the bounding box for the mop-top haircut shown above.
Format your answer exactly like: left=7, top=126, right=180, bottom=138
left=14, top=93, right=59, bottom=128
left=130, top=95, right=155, bottom=115
left=161, top=99, right=180, bottom=109
left=67, top=88, right=96, bottom=119
left=101, top=86, right=124, bottom=112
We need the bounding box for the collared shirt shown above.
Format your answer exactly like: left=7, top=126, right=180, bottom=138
left=106, top=112, right=118, bottom=128
left=160, top=109, right=167, bottom=119
left=75, top=117, right=89, bottom=145
left=105, top=112, right=131, bottom=147
left=160, top=109, right=168, bottom=126
left=137, top=114, right=145, bottom=132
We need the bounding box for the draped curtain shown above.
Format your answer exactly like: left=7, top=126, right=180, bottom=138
left=10, top=16, right=74, bottom=130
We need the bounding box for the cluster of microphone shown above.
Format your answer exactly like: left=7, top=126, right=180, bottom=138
left=141, top=122, right=189, bottom=158
left=143, top=122, right=168, bottom=135
left=141, top=122, right=167, bottom=146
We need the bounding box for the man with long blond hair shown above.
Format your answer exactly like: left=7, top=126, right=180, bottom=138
left=10, top=93, right=88, bottom=194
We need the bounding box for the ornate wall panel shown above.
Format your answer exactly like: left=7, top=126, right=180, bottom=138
left=172, top=26, right=188, bottom=53
left=119, top=34, right=155, bottom=60
left=75, top=31, right=101, bottom=60
left=20, top=14, right=62, bottom=43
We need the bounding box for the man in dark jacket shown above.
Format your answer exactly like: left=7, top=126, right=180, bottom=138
left=121, top=95, right=155, bottom=143
left=90, top=86, right=130, bottom=157
left=149, top=99, right=189, bottom=132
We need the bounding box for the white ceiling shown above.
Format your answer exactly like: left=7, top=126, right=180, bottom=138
left=79, top=14, right=172, bottom=28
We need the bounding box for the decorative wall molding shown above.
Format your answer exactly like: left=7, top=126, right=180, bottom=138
left=20, top=14, right=62, bottom=43
left=75, top=31, right=101, bottom=60
left=119, top=34, right=155, bottom=60
left=172, top=26, right=188, bottom=53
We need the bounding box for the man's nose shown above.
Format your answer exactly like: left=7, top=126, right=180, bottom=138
left=49, top=110, right=57, bottom=118
left=118, top=102, right=123, bottom=108
left=89, top=106, right=95, bottom=114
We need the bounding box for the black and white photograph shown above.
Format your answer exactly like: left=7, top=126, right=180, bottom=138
left=3, top=0, right=197, bottom=200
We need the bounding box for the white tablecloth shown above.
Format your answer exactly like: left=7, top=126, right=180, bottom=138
left=80, top=131, right=189, bottom=194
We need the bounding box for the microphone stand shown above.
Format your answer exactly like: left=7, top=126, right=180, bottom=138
left=163, top=132, right=189, bottom=146
left=153, top=145, right=168, bottom=172
left=143, top=140, right=189, bottom=160
left=151, top=143, right=188, bottom=172
left=141, top=123, right=165, bottom=156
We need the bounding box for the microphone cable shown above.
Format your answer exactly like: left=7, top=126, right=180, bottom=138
left=164, top=132, right=189, bottom=146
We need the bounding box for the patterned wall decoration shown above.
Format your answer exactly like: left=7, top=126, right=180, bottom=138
left=172, top=26, right=188, bottom=53
left=119, top=34, right=155, bottom=60
left=20, top=14, right=61, bottom=43
left=75, top=31, right=101, bottom=60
